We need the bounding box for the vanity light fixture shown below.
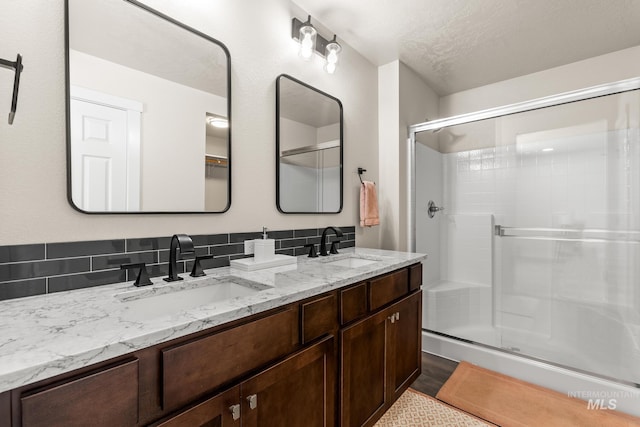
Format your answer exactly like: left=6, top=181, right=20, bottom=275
left=207, top=116, right=228, bottom=128
left=292, top=15, right=341, bottom=74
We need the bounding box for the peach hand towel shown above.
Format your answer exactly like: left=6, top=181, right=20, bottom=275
left=360, top=181, right=380, bottom=227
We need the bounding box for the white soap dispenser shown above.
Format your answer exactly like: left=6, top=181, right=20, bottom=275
left=254, top=227, right=275, bottom=263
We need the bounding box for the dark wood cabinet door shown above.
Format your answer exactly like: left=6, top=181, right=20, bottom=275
left=387, top=291, right=422, bottom=402
left=152, top=386, right=241, bottom=427
left=241, top=335, right=335, bottom=427
left=340, top=309, right=389, bottom=427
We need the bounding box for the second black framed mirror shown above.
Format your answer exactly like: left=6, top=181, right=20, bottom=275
left=276, top=74, right=343, bottom=214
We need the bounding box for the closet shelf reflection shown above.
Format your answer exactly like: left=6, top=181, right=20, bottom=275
left=205, top=154, right=228, bottom=168
left=281, top=140, right=339, bottom=157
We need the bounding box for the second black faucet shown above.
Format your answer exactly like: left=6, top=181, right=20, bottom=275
left=319, top=226, right=343, bottom=256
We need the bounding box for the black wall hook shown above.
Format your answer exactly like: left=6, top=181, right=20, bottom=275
left=0, top=54, right=24, bottom=125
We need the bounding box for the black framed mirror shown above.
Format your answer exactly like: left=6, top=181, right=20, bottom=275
left=65, top=0, right=231, bottom=213
left=276, top=75, right=343, bottom=214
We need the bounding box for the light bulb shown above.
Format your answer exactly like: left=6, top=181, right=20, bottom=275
left=300, top=33, right=314, bottom=60
left=298, top=17, right=317, bottom=61
left=324, top=36, right=341, bottom=74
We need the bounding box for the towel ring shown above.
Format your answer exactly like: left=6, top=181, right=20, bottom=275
left=358, top=167, right=366, bottom=185
left=358, top=167, right=375, bottom=185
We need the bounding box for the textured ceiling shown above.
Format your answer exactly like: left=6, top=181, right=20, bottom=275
left=292, top=0, right=640, bottom=95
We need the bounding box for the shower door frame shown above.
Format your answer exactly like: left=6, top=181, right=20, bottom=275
left=407, top=76, right=640, bottom=252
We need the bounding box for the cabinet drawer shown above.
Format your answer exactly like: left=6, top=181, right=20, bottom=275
left=409, top=263, right=422, bottom=292
left=21, top=359, right=138, bottom=427
left=152, top=386, right=240, bottom=427
left=369, top=269, right=409, bottom=312
left=340, top=282, right=367, bottom=325
left=162, top=307, right=299, bottom=411
left=301, top=293, right=338, bottom=344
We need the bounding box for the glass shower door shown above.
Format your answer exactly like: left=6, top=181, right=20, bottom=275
left=414, top=87, right=640, bottom=386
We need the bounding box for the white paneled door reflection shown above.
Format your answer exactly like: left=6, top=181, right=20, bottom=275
left=70, top=87, right=141, bottom=212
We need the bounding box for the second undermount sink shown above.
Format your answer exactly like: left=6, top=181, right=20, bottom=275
left=116, top=276, right=270, bottom=321
left=324, top=257, right=378, bottom=268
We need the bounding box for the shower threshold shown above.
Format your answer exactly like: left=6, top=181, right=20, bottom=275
left=422, top=330, right=640, bottom=418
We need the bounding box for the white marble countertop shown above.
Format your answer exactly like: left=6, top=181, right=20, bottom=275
left=0, top=247, right=425, bottom=393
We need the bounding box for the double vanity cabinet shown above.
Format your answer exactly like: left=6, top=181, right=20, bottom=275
left=0, top=255, right=423, bottom=427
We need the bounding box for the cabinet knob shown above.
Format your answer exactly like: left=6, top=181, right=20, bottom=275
left=247, top=394, right=258, bottom=410
left=229, top=404, right=240, bottom=420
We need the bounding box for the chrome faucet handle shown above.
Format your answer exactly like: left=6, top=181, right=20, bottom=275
left=120, top=262, right=153, bottom=287
left=190, top=254, right=213, bottom=277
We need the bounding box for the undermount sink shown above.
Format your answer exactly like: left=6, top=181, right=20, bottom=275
left=324, top=257, right=378, bottom=268
left=116, top=276, right=270, bottom=320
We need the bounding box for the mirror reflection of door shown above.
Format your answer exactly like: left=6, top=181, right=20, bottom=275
left=67, top=0, right=230, bottom=213
left=70, top=86, right=142, bottom=211
left=276, top=75, right=343, bottom=213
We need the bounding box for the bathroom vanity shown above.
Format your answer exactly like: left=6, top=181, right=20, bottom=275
left=0, top=248, right=425, bottom=427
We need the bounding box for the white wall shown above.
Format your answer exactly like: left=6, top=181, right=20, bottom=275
left=377, top=61, right=400, bottom=249
left=440, top=45, right=640, bottom=117
left=280, top=117, right=317, bottom=151
left=378, top=61, right=439, bottom=251
left=0, top=0, right=379, bottom=246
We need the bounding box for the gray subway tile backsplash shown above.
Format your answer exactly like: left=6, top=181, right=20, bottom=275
left=192, top=234, right=228, bottom=246
left=47, top=239, right=125, bottom=259
left=294, top=228, right=319, bottom=237
left=48, top=270, right=127, bottom=293
left=126, top=237, right=172, bottom=252
left=280, top=238, right=308, bottom=249
left=267, top=230, right=294, bottom=239
left=0, top=244, right=46, bottom=263
left=229, top=232, right=263, bottom=243
left=0, top=258, right=90, bottom=282
left=0, top=279, right=47, bottom=300
left=0, top=225, right=355, bottom=301
left=92, top=251, right=157, bottom=271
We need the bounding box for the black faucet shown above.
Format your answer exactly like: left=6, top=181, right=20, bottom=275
left=319, top=226, right=343, bottom=256
left=164, top=234, right=195, bottom=282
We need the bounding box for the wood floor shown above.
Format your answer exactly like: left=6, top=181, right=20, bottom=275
left=410, top=352, right=458, bottom=397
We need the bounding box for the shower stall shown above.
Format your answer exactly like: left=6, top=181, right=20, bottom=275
left=409, top=77, right=640, bottom=416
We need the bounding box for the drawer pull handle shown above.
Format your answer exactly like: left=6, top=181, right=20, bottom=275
left=229, top=404, right=240, bottom=420
left=395, top=312, right=400, bottom=321
left=247, top=394, right=258, bottom=410
left=388, top=315, right=395, bottom=324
